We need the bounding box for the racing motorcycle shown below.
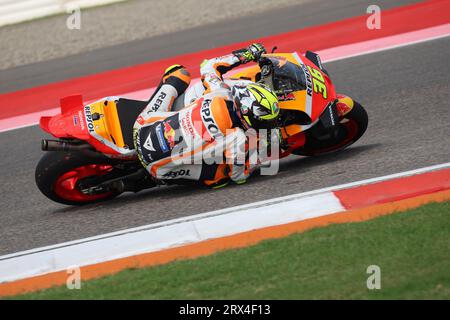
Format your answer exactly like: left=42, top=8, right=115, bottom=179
left=36, top=50, right=368, bottom=205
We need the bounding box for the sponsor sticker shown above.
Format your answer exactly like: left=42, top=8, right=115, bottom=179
left=181, top=110, right=195, bottom=137
left=150, top=91, right=167, bottom=112
left=278, top=92, right=296, bottom=101
left=336, top=101, right=352, bottom=116
left=156, top=123, right=169, bottom=153
left=300, top=63, right=313, bottom=97
left=143, top=134, right=156, bottom=152
left=163, top=121, right=176, bottom=148
left=84, top=105, right=95, bottom=133
left=201, top=99, right=221, bottom=140
left=78, top=110, right=85, bottom=130
left=162, top=169, right=191, bottom=179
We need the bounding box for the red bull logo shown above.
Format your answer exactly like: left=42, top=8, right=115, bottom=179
left=164, top=121, right=176, bottom=148
left=336, top=95, right=354, bottom=116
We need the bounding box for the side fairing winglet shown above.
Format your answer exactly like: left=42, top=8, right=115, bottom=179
left=60, top=94, right=83, bottom=114
left=305, top=51, right=330, bottom=77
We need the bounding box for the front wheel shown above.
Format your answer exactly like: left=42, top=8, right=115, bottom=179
left=35, top=151, right=123, bottom=205
left=292, top=101, right=368, bottom=156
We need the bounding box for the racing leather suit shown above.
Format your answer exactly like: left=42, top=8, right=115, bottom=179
left=133, top=51, right=259, bottom=187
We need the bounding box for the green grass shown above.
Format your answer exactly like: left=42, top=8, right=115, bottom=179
left=11, top=201, right=450, bottom=299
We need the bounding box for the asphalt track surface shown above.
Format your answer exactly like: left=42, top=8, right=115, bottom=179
left=0, top=1, right=448, bottom=255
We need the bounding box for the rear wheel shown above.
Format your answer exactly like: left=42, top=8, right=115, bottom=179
left=35, top=152, right=123, bottom=205
left=292, top=101, right=368, bottom=156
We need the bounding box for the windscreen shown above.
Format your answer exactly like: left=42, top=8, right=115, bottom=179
left=269, top=57, right=307, bottom=93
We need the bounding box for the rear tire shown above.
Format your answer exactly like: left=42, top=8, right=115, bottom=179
left=292, top=101, right=368, bottom=156
left=35, top=152, right=122, bottom=206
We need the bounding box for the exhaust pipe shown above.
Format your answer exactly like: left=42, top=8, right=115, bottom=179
left=41, top=139, right=94, bottom=152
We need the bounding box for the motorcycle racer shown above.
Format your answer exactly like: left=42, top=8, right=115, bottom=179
left=133, top=43, right=281, bottom=188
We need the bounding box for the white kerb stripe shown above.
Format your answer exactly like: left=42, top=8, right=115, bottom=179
left=0, top=192, right=343, bottom=283
left=2, top=161, right=448, bottom=262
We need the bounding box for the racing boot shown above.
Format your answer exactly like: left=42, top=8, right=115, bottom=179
left=202, top=164, right=231, bottom=189
left=146, top=64, right=191, bottom=113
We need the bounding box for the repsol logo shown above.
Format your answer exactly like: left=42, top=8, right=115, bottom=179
left=301, top=64, right=313, bottom=97
left=201, top=99, right=220, bottom=139
left=162, top=169, right=191, bottom=179
left=84, top=106, right=95, bottom=132
left=151, top=91, right=167, bottom=112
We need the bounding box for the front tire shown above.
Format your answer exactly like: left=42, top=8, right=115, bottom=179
left=35, top=151, right=122, bottom=206
left=292, top=101, right=368, bottom=156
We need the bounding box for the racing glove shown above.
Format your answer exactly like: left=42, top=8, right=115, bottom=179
left=232, top=43, right=267, bottom=64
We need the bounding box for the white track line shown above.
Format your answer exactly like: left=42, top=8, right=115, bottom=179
left=320, top=23, right=450, bottom=63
